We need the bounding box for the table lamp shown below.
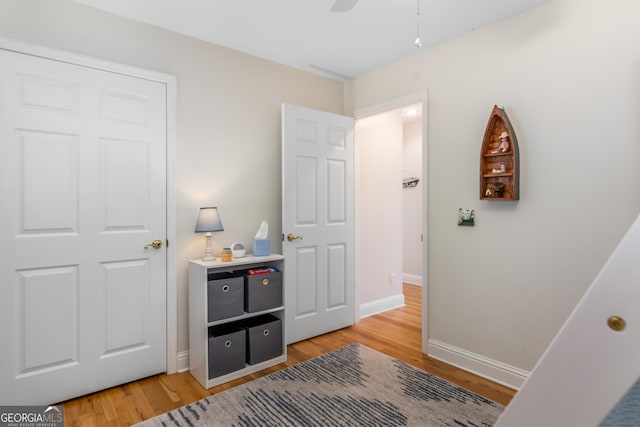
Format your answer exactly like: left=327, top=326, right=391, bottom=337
left=195, top=207, right=224, bottom=261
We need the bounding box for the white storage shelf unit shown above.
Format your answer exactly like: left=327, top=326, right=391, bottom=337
left=188, top=254, right=286, bottom=389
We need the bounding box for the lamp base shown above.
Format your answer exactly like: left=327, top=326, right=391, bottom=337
left=202, top=232, right=215, bottom=262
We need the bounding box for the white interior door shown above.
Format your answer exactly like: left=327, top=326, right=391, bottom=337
left=282, top=104, right=355, bottom=344
left=495, top=213, right=640, bottom=426
left=0, top=48, right=167, bottom=405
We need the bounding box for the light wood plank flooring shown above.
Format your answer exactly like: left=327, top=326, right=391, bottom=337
left=59, top=284, right=516, bottom=426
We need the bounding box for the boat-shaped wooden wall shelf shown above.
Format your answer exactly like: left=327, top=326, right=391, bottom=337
left=480, top=105, right=520, bottom=200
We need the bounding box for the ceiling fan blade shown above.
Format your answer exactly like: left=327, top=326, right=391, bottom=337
left=331, top=0, right=359, bottom=13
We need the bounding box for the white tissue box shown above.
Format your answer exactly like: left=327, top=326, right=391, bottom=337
left=254, top=239, right=270, bottom=256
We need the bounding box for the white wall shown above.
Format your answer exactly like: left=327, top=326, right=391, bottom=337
left=347, top=0, right=640, bottom=381
left=355, top=110, right=404, bottom=312
left=403, top=118, right=423, bottom=285
left=0, top=0, right=344, bottom=360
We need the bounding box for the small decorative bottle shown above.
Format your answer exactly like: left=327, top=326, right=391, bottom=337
left=220, top=248, right=232, bottom=262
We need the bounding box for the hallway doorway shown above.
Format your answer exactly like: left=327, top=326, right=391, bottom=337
left=353, top=92, right=428, bottom=351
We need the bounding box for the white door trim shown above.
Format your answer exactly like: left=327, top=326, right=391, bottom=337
left=352, top=90, right=429, bottom=352
left=0, top=36, right=179, bottom=374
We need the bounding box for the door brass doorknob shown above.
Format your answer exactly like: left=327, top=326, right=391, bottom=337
left=287, top=233, right=303, bottom=242
left=607, top=316, right=626, bottom=332
left=144, top=239, right=163, bottom=249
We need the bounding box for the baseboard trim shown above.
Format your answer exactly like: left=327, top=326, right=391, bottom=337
left=359, top=293, right=405, bottom=319
left=427, top=339, right=529, bottom=390
left=403, top=274, right=422, bottom=286
left=177, top=350, right=190, bottom=373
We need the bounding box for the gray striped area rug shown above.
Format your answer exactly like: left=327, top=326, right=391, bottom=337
left=136, top=343, right=504, bottom=426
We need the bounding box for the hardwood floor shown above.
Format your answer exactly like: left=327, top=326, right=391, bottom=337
left=59, top=284, right=516, bottom=426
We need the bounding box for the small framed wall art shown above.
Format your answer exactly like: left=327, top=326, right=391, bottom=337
left=458, top=208, right=475, bottom=226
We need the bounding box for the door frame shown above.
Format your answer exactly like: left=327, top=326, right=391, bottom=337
left=352, top=90, right=428, bottom=351
left=0, top=36, right=180, bottom=374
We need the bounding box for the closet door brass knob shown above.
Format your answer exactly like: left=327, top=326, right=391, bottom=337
left=607, top=316, right=626, bottom=332
left=144, top=239, right=163, bottom=250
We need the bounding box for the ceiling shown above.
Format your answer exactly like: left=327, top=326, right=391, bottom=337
left=74, top=0, right=549, bottom=81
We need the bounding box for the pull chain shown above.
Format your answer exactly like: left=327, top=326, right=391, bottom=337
left=415, top=0, right=422, bottom=47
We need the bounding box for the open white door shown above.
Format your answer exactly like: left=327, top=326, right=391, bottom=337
left=495, top=213, right=640, bottom=426
left=282, top=104, right=355, bottom=344
left=0, top=48, right=167, bottom=404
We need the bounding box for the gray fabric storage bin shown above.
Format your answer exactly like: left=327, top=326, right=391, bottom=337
left=236, top=267, right=283, bottom=312
left=242, top=314, right=283, bottom=365
left=208, top=324, right=246, bottom=378
left=207, top=272, right=244, bottom=321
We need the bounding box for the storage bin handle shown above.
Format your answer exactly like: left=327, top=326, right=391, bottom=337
left=225, top=340, right=232, bottom=348
left=263, top=329, right=270, bottom=336
left=222, top=285, right=230, bottom=292
left=262, top=278, right=269, bottom=286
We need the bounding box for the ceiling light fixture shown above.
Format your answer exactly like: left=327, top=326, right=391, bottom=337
left=414, top=0, right=422, bottom=48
